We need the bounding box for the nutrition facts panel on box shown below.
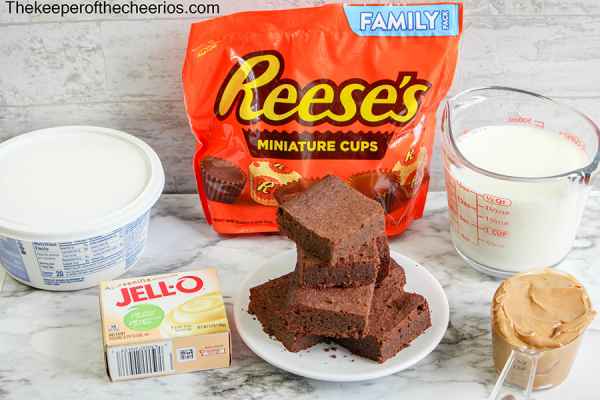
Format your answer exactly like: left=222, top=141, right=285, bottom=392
left=446, top=173, right=511, bottom=248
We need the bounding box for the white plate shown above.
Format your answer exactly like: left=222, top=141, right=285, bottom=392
left=233, top=250, right=449, bottom=382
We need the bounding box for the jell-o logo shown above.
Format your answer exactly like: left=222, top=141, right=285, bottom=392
left=116, top=275, right=204, bottom=307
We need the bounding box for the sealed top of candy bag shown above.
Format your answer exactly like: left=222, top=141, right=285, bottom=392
left=183, top=3, right=463, bottom=236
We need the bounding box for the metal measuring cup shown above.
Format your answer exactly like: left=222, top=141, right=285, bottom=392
left=487, top=270, right=596, bottom=400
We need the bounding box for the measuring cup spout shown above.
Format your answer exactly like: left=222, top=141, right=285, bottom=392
left=442, top=99, right=459, bottom=147
left=443, top=97, right=459, bottom=125
left=442, top=104, right=450, bottom=135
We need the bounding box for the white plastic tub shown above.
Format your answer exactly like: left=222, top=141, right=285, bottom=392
left=0, top=126, right=165, bottom=291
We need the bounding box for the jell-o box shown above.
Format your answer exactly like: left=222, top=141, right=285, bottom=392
left=99, top=269, right=231, bottom=381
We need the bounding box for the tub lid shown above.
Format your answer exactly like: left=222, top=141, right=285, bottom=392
left=0, top=126, right=165, bottom=242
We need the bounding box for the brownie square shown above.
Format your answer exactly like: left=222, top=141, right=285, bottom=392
left=248, top=274, right=322, bottom=352
left=277, top=175, right=385, bottom=262
left=336, top=267, right=431, bottom=363
left=296, top=236, right=389, bottom=288
left=286, top=272, right=375, bottom=339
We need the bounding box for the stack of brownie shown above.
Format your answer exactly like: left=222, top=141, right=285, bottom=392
left=248, top=176, right=431, bottom=363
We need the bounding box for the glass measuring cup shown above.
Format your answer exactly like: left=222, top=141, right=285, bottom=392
left=442, top=87, right=600, bottom=277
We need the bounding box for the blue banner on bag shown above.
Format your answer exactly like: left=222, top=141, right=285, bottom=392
left=344, top=4, right=460, bottom=37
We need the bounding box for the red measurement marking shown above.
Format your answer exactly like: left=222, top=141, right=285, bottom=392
left=478, top=215, right=509, bottom=226
left=458, top=197, right=477, bottom=210
left=507, top=116, right=532, bottom=125
left=481, top=227, right=509, bottom=238
left=475, top=192, right=480, bottom=243
left=453, top=172, right=461, bottom=241
left=480, top=238, right=504, bottom=248
left=459, top=215, right=477, bottom=228
left=483, top=194, right=512, bottom=207
left=479, top=204, right=510, bottom=215
left=446, top=170, right=513, bottom=246
left=460, top=232, right=473, bottom=243
left=456, top=179, right=476, bottom=194
left=560, top=132, right=587, bottom=152
left=506, top=116, right=545, bottom=128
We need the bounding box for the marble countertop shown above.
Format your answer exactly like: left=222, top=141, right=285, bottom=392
left=1, top=192, right=598, bottom=400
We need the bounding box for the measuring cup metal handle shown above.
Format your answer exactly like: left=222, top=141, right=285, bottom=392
left=488, top=349, right=541, bottom=400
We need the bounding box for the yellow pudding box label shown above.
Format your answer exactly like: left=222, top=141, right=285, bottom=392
left=99, top=269, right=231, bottom=381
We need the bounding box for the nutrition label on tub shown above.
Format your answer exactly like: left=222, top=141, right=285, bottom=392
left=0, top=212, right=149, bottom=287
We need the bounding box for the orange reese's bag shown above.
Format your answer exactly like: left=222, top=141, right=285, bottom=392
left=183, top=3, right=463, bottom=235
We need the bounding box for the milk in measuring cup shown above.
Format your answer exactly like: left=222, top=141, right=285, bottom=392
left=445, top=125, right=588, bottom=272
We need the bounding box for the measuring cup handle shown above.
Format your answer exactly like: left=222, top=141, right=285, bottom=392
left=487, top=349, right=541, bottom=400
